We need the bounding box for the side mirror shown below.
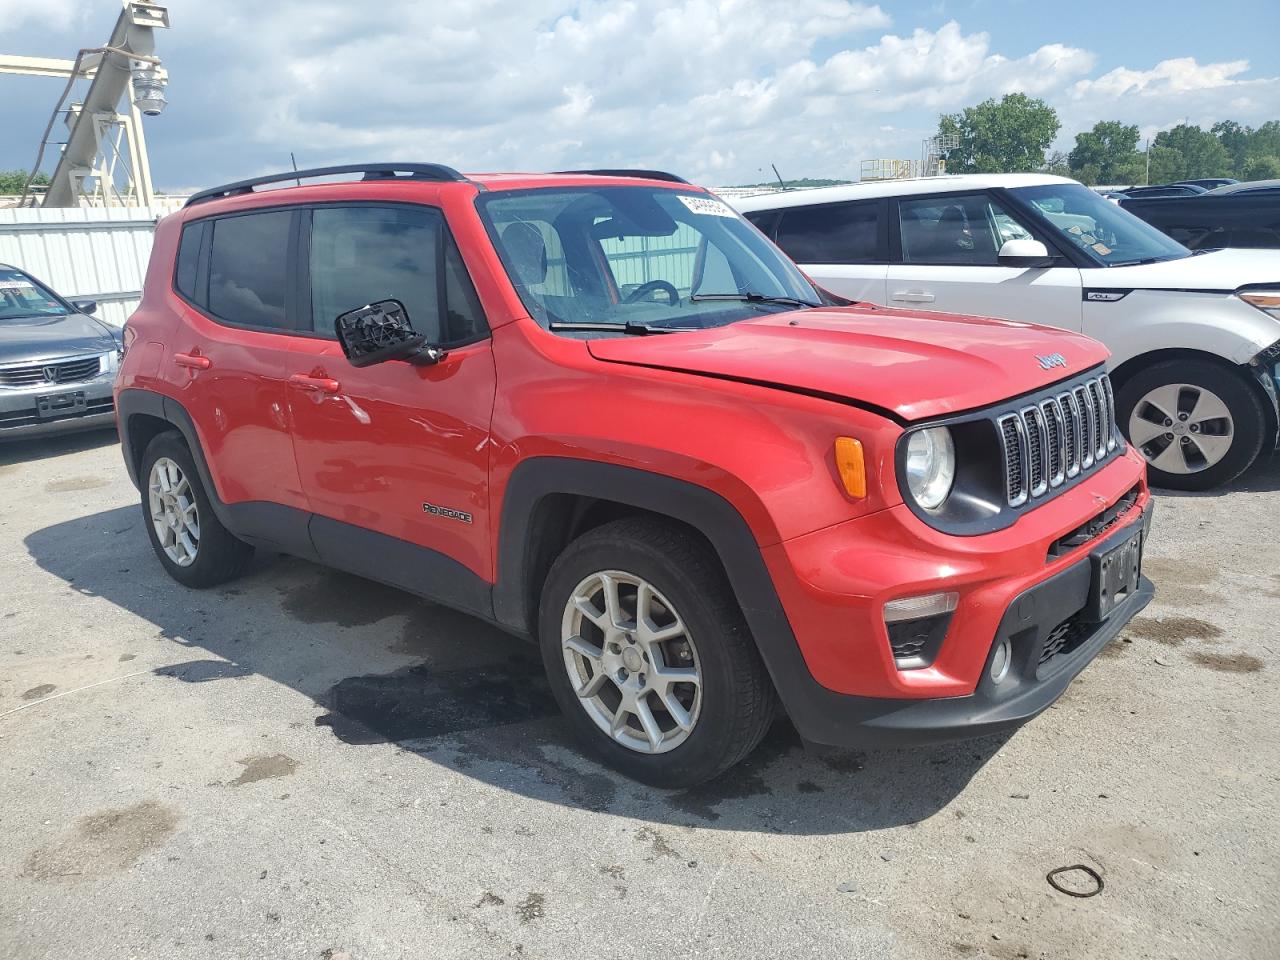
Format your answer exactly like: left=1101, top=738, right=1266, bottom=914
left=998, top=239, right=1055, bottom=268
left=334, top=299, right=444, bottom=368
left=72, top=299, right=98, bottom=315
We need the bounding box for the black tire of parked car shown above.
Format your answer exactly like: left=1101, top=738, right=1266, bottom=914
left=139, top=432, right=255, bottom=587
left=1116, top=358, right=1267, bottom=491
left=538, top=517, right=777, bottom=787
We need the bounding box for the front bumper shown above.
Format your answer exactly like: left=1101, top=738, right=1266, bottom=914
left=753, top=446, right=1154, bottom=747
left=0, top=371, right=117, bottom=440
left=776, top=505, right=1153, bottom=748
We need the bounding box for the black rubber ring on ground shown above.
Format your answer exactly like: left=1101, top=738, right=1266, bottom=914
left=1046, top=864, right=1104, bottom=898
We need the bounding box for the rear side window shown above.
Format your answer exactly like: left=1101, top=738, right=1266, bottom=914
left=174, top=221, right=205, bottom=303
left=208, top=211, right=292, bottom=329
left=308, top=205, right=487, bottom=345
left=774, top=201, right=881, bottom=263
left=897, top=194, right=1032, bottom=266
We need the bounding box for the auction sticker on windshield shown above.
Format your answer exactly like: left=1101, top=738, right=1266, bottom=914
left=678, top=195, right=737, bottom=218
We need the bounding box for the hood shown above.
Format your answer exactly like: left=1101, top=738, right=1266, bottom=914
left=0, top=312, right=119, bottom=363
left=1093, top=248, right=1280, bottom=290
left=586, top=305, right=1109, bottom=421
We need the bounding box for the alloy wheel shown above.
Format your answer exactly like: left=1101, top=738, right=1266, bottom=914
left=1128, top=382, right=1234, bottom=475
left=560, top=570, right=702, bottom=755
left=148, top=457, right=200, bottom=567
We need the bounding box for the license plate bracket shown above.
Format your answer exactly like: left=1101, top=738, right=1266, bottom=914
left=1084, top=526, right=1144, bottom=622
left=35, top=391, right=87, bottom=419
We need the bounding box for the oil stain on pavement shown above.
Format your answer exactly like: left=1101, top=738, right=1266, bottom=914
left=315, top=655, right=557, bottom=744
left=1125, top=616, right=1223, bottom=646
left=230, top=754, right=299, bottom=786
left=22, top=800, right=179, bottom=882
left=43, top=476, right=110, bottom=493
left=1190, top=651, right=1264, bottom=673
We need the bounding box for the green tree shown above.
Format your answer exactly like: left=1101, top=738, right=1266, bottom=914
left=1211, top=120, right=1252, bottom=175
left=1149, top=124, right=1230, bottom=181
left=1245, top=121, right=1280, bottom=160
left=0, top=170, right=48, bottom=194
left=1042, top=150, right=1072, bottom=178
left=1068, top=121, right=1145, bottom=185
left=1240, top=155, right=1280, bottom=181
left=937, top=93, right=1060, bottom=173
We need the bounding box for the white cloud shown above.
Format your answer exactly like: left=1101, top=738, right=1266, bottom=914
left=1061, top=57, right=1280, bottom=147
left=6, top=1, right=1276, bottom=186
left=0, top=0, right=82, bottom=31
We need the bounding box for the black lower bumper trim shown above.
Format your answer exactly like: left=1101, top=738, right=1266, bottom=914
left=789, top=505, right=1154, bottom=748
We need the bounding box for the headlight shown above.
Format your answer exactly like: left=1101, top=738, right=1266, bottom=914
left=1239, top=290, right=1280, bottom=320
left=904, top=426, right=956, bottom=510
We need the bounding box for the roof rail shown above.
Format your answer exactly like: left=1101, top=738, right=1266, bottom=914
left=185, top=163, right=472, bottom=207
left=556, top=168, right=690, bottom=184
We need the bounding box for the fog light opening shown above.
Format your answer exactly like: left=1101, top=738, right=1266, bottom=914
left=989, top=638, right=1012, bottom=684
left=884, top=592, right=959, bottom=670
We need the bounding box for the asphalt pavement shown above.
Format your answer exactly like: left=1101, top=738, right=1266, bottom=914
left=1, top=430, right=1277, bottom=959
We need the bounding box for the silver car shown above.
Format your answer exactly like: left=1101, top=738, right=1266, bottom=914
left=0, top=263, right=121, bottom=440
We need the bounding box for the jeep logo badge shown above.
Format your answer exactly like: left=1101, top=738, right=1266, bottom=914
left=1036, top=353, right=1067, bottom=371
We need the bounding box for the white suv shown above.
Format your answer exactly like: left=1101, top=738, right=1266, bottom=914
left=733, top=174, right=1280, bottom=490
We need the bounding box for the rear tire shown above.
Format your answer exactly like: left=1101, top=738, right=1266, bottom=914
left=139, top=432, right=254, bottom=588
left=538, top=518, right=776, bottom=788
left=1116, top=359, right=1266, bottom=491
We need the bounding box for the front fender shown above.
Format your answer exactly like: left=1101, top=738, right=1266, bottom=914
left=1085, top=290, right=1280, bottom=368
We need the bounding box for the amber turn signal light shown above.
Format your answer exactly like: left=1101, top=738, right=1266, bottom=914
left=834, top=437, right=866, bottom=499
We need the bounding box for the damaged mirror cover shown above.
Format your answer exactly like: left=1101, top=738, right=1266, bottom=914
left=334, top=299, right=445, bottom=368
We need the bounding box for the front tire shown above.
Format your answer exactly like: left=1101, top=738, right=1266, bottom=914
left=538, top=518, right=776, bottom=787
left=140, top=432, right=254, bottom=587
left=1116, top=359, right=1267, bottom=491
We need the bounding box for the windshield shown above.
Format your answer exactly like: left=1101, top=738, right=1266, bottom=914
left=0, top=268, right=69, bottom=321
left=476, top=187, right=822, bottom=334
left=1010, top=184, right=1190, bottom=267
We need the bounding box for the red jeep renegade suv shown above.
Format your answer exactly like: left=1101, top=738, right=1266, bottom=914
left=115, top=163, right=1154, bottom=786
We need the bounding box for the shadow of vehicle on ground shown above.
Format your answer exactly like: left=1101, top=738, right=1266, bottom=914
left=1151, top=449, right=1280, bottom=498
left=0, top=428, right=118, bottom=466
left=25, top=504, right=1010, bottom=835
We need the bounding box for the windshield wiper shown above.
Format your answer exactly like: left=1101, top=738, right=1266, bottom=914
left=690, top=292, right=820, bottom=308
left=548, top=321, right=678, bottom=336
left=1106, top=256, right=1173, bottom=267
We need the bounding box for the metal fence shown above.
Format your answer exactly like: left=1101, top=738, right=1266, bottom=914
left=0, top=206, right=173, bottom=328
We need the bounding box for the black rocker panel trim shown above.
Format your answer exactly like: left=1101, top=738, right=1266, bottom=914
left=117, top=388, right=492, bottom=616
left=309, top=515, right=492, bottom=620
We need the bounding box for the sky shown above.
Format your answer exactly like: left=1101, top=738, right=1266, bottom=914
left=1, top=0, right=1278, bottom=192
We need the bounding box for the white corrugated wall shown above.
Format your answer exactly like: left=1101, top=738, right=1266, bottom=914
left=0, top=207, right=175, bottom=328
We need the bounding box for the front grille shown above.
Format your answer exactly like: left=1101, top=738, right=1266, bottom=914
left=1000, top=417, right=1024, bottom=505
left=1039, top=614, right=1091, bottom=666
left=0, top=355, right=102, bottom=388
left=998, top=374, right=1117, bottom=509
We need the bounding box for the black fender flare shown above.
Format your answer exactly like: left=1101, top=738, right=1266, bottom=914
left=118, top=389, right=224, bottom=515
left=116, top=388, right=319, bottom=559
left=493, top=457, right=851, bottom=741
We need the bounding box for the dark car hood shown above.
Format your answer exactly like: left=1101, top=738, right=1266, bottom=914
left=0, top=313, right=119, bottom=363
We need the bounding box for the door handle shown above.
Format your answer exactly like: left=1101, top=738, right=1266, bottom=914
left=174, top=352, right=212, bottom=370
left=289, top=373, right=341, bottom=394
left=890, top=290, right=935, bottom=303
